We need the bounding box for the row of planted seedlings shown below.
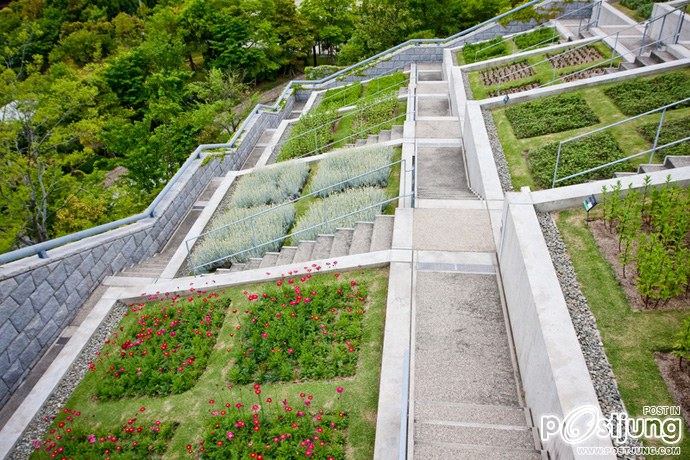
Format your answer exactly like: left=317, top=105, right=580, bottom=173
left=31, top=256, right=390, bottom=458
left=189, top=144, right=402, bottom=273
left=277, top=72, right=408, bottom=162
left=464, top=34, right=621, bottom=99
left=489, top=69, right=690, bottom=190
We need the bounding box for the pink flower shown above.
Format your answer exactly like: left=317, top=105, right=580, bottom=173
left=226, top=431, right=235, bottom=440
left=88, top=434, right=96, bottom=444
left=31, top=439, right=41, bottom=449
left=336, top=386, right=344, bottom=394
left=252, top=404, right=261, bottom=412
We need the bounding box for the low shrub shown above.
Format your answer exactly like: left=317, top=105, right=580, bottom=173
left=529, top=132, right=623, bottom=188
left=351, top=94, right=401, bottom=138
left=278, top=109, right=339, bottom=161
left=292, top=187, right=388, bottom=241
left=637, top=116, right=690, bottom=157
left=620, top=0, right=656, bottom=18
left=33, top=408, right=176, bottom=459
left=305, top=64, right=344, bottom=80
left=603, top=71, right=690, bottom=116
left=200, top=390, right=347, bottom=458
left=505, top=93, right=599, bottom=138
left=231, top=162, right=309, bottom=208
left=228, top=274, right=369, bottom=383
left=91, top=292, right=226, bottom=399
left=462, top=37, right=510, bottom=63
left=319, top=83, right=362, bottom=112
left=191, top=204, right=295, bottom=269
left=310, top=146, right=393, bottom=197
left=513, top=27, right=560, bottom=50
left=361, top=71, right=406, bottom=98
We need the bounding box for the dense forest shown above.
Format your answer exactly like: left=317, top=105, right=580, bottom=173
left=0, top=0, right=522, bottom=253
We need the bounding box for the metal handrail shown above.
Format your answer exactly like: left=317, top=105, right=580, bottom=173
left=192, top=193, right=412, bottom=273
left=186, top=158, right=404, bottom=249
left=0, top=0, right=546, bottom=265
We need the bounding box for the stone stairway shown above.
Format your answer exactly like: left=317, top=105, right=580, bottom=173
left=219, top=214, right=395, bottom=272
left=352, top=125, right=404, bottom=147
left=614, top=154, right=690, bottom=178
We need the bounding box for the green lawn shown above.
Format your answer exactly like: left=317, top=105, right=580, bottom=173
left=556, top=210, right=690, bottom=458
left=491, top=70, right=690, bottom=190
left=34, top=269, right=389, bottom=460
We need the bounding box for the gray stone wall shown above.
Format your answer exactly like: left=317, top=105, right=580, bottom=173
left=0, top=95, right=295, bottom=406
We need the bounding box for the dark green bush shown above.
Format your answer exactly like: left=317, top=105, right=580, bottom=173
left=620, top=0, right=657, bottom=18
left=637, top=116, right=690, bottom=156
left=505, top=93, right=599, bottom=138
left=604, top=71, right=690, bottom=116
left=529, top=132, right=623, bottom=188
left=462, top=37, right=510, bottom=63
left=513, top=27, right=560, bottom=50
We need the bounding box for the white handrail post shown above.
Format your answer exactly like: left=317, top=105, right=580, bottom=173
left=552, top=141, right=564, bottom=188
left=650, top=107, right=667, bottom=163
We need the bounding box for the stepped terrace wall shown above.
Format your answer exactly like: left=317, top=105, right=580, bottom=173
left=0, top=97, right=296, bottom=407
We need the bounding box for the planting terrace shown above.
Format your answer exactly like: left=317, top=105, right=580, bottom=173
left=1, top=0, right=690, bottom=459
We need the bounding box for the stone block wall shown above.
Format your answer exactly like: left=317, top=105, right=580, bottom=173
left=0, top=95, right=295, bottom=406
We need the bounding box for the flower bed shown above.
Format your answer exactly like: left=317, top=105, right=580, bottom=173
left=603, top=71, right=690, bottom=116
left=231, top=163, right=309, bottom=208
left=637, top=116, right=690, bottom=157
left=310, top=146, right=393, bottom=197
left=505, top=93, right=599, bottom=138
left=529, top=132, right=623, bottom=188
left=91, top=292, right=227, bottom=399
left=229, top=274, right=369, bottom=383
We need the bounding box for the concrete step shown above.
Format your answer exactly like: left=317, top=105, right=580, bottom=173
left=257, top=129, right=276, bottom=145
left=416, top=81, right=449, bottom=95
left=355, top=138, right=366, bottom=147
left=391, top=125, right=403, bottom=140
left=275, top=246, right=298, bottom=266
left=293, top=241, right=316, bottom=263
left=664, top=155, right=690, bottom=169
left=229, top=262, right=246, bottom=272
left=417, top=62, right=443, bottom=71
left=259, top=252, right=279, bottom=268
left=614, top=171, right=636, bottom=178
left=119, top=269, right=160, bottom=278
left=366, top=134, right=378, bottom=145
left=370, top=215, right=394, bottom=252
left=414, top=422, right=537, bottom=451
left=415, top=401, right=529, bottom=427
left=246, top=258, right=262, bottom=270
left=651, top=49, right=676, bottom=63
left=312, top=234, right=334, bottom=260
left=378, top=130, right=391, bottom=142
left=619, top=61, right=641, bottom=71
left=417, top=69, right=443, bottom=82
left=414, top=441, right=542, bottom=460
left=330, top=228, right=354, bottom=257
left=634, top=55, right=657, bottom=67
left=638, top=163, right=666, bottom=173
left=348, top=222, right=374, bottom=255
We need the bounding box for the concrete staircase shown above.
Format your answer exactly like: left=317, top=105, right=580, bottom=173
left=218, top=214, right=395, bottom=273
left=614, top=154, right=690, bottom=178
left=352, top=125, right=404, bottom=147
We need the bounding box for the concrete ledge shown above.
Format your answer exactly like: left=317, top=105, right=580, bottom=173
left=462, top=102, right=504, bottom=201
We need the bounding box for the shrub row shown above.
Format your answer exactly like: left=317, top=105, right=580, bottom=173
left=462, top=37, right=510, bottom=64
left=529, top=132, right=623, bottom=188
left=351, top=93, right=401, bottom=138
left=319, top=82, right=362, bottom=112
left=278, top=109, right=338, bottom=161
left=292, top=187, right=388, bottom=241
left=637, top=116, right=690, bottom=157
left=231, top=162, right=309, bottom=208
left=603, top=71, right=690, bottom=116
left=310, top=146, right=393, bottom=197
left=505, top=93, right=599, bottom=138
left=228, top=274, right=369, bottom=383
left=513, top=27, right=560, bottom=50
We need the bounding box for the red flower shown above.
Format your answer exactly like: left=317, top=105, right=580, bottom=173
left=336, top=386, right=345, bottom=394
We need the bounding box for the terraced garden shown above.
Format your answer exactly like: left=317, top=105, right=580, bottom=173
left=466, top=41, right=618, bottom=99
left=456, top=27, right=561, bottom=64
left=190, top=145, right=402, bottom=272
left=30, top=269, right=389, bottom=459
left=491, top=69, right=690, bottom=189
left=278, top=73, right=407, bottom=161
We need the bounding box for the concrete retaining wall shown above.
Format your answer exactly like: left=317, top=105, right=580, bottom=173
left=498, top=195, right=615, bottom=459
left=461, top=103, right=504, bottom=200
left=0, top=96, right=296, bottom=406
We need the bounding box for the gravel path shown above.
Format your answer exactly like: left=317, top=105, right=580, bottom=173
left=482, top=108, right=514, bottom=192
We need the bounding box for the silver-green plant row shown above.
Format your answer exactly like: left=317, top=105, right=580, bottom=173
left=310, top=145, right=393, bottom=197
left=230, top=162, right=309, bottom=208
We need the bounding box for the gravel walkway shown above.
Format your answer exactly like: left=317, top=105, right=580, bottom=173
left=482, top=108, right=514, bottom=192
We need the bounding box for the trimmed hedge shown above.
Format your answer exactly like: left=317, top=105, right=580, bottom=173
left=638, top=116, right=690, bottom=157
left=505, top=93, right=599, bottom=138
left=462, top=37, right=510, bottom=64
left=529, top=132, right=624, bottom=188
left=513, top=27, right=560, bottom=50
left=603, top=71, right=690, bottom=116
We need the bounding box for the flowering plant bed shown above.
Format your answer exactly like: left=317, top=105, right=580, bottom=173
left=28, top=269, right=388, bottom=459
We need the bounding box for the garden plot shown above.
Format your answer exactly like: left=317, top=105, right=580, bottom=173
left=28, top=269, right=390, bottom=459
left=480, top=61, right=534, bottom=86
left=561, top=67, right=607, bottom=82
left=488, top=82, right=540, bottom=97
left=547, top=46, right=604, bottom=69
left=490, top=68, right=690, bottom=190
left=457, top=27, right=561, bottom=64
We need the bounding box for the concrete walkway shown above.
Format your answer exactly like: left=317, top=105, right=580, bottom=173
left=408, top=63, right=542, bottom=458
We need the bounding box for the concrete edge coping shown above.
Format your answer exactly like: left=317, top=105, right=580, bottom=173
left=456, top=35, right=599, bottom=72
left=0, top=249, right=401, bottom=458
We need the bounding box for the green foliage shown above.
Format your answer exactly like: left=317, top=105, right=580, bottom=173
left=462, top=37, right=510, bottom=64
left=529, top=133, right=623, bottom=188
left=319, top=83, right=362, bottom=111
left=512, top=27, right=559, bottom=50
left=92, top=293, right=226, bottom=399
left=505, top=93, right=599, bottom=139
left=603, top=71, right=690, bottom=116
left=230, top=163, right=309, bottom=208
left=278, top=109, right=339, bottom=161
left=305, top=65, right=345, bottom=80
left=673, top=316, right=690, bottom=362
left=229, top=275, right=370, bottom=383
left=637, top=116, right=690, bottom=156
left=292, top=187, right=388, bottom=240
left=619, top=0, right=659, bottom=19
left=310, top=146, right=393, bottom=196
